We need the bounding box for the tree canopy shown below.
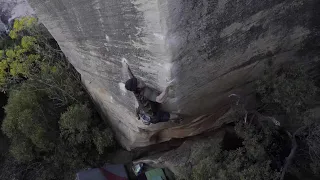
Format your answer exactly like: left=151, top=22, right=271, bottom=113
left=0, top=17, right=116, bottom=180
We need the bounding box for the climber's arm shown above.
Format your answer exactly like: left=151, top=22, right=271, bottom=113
left=143, top=80, right=174, bottom=103
left=135, top=107, right=141, bottom=120
left=127, top=65, right=135, bottom=79
left=135, top=100, right=140, bottom=119
left=123, top=61, right=135, bottom=78
left=142, top=85, right=170, bottom=103
left=155, top=85, right=170, bottom=103
left=155, top=79, right=175, bottom=103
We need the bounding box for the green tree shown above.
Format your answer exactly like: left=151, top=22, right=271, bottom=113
left=93, top=127, right=115, bottom=155
left=0, top=17, right=60, bottom=91
left=191, top=122, right=280, bottom=180
left=2, top=85, right=54, bottom=155
left=59, top=104, right=91, bottom=145
left=256, top=63, right=320, bottom=179
left=0, top=17, right=116, bottom=180
left=256, top=65, right=317, bottom=117
left=1, top=72, right=115, bottom=179
left=9, top=17, right=37, bottom=40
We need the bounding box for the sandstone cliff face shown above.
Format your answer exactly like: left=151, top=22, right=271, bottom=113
left=27, top=0, right=320, bottom=149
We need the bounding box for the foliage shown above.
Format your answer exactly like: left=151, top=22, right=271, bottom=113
left=256, top=62, right=320, bottom=179
left=292, top=117, right=320, bottom=178
left=191, top=122, right=281, bottom=180
left=0, top=17, right=116, bottom=180
left=60, top=104, right=91, bottom=145
left=2, top=85, right=53, bottom=152
left=9, top=139, right=35, bottom=162
left=37, top=61, right=85, bottom=106
left=1, top=74, right=115, bottom=179
left=59, top=104, right=115, bottom=154
left=0, top=17, right=61, bottom=91
left=92, top=127, right=115, bottom=154
left=9, top=17, right=37, bottom=40
left=256, top=65, right=317, bottom=117
left=307, top=124, right=320, bottom=175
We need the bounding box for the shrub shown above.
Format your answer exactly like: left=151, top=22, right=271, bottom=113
left=0, top=17, right=116, bottom=180
left=191, top=122, right=280, bottom=180
left=256, top=65, right=317, bottom=116
left=9, top=17, right=37, bottom=39
left=59, top=104, right=91, bottom=145
left=38, top=61, right=85, bottom=106
left=256, top=63, right=320, bottom=179
left=9, top=139, right=35, bottom=162
left=0, top=17, right=59, bottom=91
left=2, top=85, right=53, bottom=154
left=92, top=127, right=115, bottom=154
left=60, top=104, right=115, bottom=152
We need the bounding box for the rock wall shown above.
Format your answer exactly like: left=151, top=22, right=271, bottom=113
left=27, top=0, right=320, bottom=150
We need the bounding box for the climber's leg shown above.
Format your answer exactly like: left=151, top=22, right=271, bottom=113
left=150, top=111, right=169, bottom=123
left=154, top=111, right=182, bottom=124
left=168, top=113, right=183, bottom=124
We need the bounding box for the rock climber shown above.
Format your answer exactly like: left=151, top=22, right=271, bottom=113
left=123, top=61, right=181, bottom=125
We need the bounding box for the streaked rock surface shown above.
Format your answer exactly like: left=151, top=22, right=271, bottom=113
left=27, top=0, right=320, bottom=149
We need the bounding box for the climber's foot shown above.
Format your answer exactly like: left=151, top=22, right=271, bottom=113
left=172, top=117, right=183, bottom=124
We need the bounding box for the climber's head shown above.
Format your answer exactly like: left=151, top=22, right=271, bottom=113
left=125, top=78, right=138, bottom=93
left=125, top=78, right=146, bottom=93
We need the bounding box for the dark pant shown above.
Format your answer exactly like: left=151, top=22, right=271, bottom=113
left=154, top=111, right=170, bottom=123
left=149, top=101, right=170, bottom=123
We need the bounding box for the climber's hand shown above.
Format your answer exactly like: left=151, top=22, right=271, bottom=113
left=166, top=78, right=176, bottom=87
left=122, top=58, right=135, bottom=78
left=121, top=57, right=128, bottom=64
left=156, top=79, right=176, bottom=103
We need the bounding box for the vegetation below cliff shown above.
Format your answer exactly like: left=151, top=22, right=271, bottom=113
left=187, top=62, right=320, bottom=180
left=0, top=17, right=116, bottom=180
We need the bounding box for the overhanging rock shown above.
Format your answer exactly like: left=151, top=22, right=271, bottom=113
left=27, top=0, right=320, bottom=149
